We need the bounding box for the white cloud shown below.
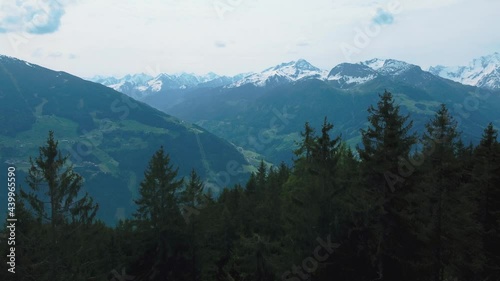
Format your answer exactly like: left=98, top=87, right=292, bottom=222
left=0, top=0, right=497, bottom=77
left=0, top=0, right=69, bottom=34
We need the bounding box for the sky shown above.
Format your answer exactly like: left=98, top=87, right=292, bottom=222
left=0, top=0, right=499, bottom=78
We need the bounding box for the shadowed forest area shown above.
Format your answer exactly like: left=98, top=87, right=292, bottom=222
left=1, top=91, right=499, bottom=281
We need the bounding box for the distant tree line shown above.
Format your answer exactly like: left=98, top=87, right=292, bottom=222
left=1, top=91, right=499, bottom=281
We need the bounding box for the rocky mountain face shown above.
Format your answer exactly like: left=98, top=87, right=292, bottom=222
left=429, top=52, right=500, bottom=90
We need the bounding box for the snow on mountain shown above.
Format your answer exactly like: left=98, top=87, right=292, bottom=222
left=0, top=54, right=54, bottom=71
left=89, top=58, right=422, bottom=95
left=361, top=58, right=386, bottom=71
left=361, top=58, right=417, bottom=76
left=198, top=72, right=220, bottom=83
left=147, top=73, right=184, bottom=92
left=327, top=63, right=378, bottom=88
left=90, top=73, right=151, bottom=89
left=324, top=58, right=421, bottom=88
left=88, top=53, right=500, bottom=98
left=121, top=73, right=153, bottom=85
left=90, top=75, right=120, bottom=86
left=146, top=72, right=246, bottom=91
left=88, top=72, right=243, bottom=99
left=227, top=59, right=328, bottom=88
left=429, top=52, right=500, bottom=89
left=197, top=73, right=249, bottom=88
left=87, top=73, right=155, bottom=99
left=148, top=76, right=164, bottom=92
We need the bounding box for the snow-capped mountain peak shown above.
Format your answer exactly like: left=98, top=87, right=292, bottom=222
left=88, top=70, right=246, bottom=99
left=360, top=58, right=386, bottom=71
left=122, top=73, right=153, bottom=84
left=228, top=59, right=328, bottom=88
left=327, top=63, right=378, bottom=88
left=429, top=52, right=500, bottom=89
left=265, top=59, right=320, bottom=72
left=324, top=58, right=420, bottom=88
left=88, top=53, right=500, bottom=99
left=361, top=58, right=417, bottom=75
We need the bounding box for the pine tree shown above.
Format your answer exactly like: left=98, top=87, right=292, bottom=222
left=293, top=121, right=316, bottom=162
left=356, top=91, right=418, bottom=280
left=255, top=160, right=267, bottom=192
left=20, top=131, right=98, bottom=280
left=311, top=117, right=342, bottom=236
left=282, top=118, right=345, bottom=278
left=132, top=146, right=187, bottom=280
left=358, top=90, right=416, bottom=192
left=180, top=169, right=205, bottom=281
left=421, top=104, right=483, bottom=281
left=180, top=169, right=205, bottom=225
left=264, top=164, right=288, bottom=239
left=0, top=199, right=47, bottom=280
left=473, top=123, right=500, bottom=280
left=134, top=146, right=184, bottom=232
left=313, top=117, right=341, bottom=168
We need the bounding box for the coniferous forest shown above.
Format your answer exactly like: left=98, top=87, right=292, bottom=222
left=1, top=91, right=499, bottom=281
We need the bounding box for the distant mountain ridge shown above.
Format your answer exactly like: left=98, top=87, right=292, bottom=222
left=89, top=72, right=247, bottom=100
left=226, top=59, right=329, bottom=88
left=4, top=52, right=499, bottom=225
left=326, top=59, right=425, bottom=88
left=0, top=54, right=251, bottom=225
left=92, top=53, right=500, bottom=100
left=429, top=52, right=500, bottom=89
left=137, top=54, right=500, bottom=165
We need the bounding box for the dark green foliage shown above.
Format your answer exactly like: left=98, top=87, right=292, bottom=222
left=0, top=57, right=250, bottom=225
left=2, top=91, right=500, bottom=281
left=473, top=123, right=500, bottom=281
left=21, top=131, right=98, bottom=226
left=154, top=69, right=500, bottom=165
left=133, top=146, right=184, bottom=232
left=356, top=91, right=420, bottom=281
left=129, top=146, right=192, bottom=280
left=407, top=105, right=483, bottom=281
left=1, top=131, right=103, bottom=281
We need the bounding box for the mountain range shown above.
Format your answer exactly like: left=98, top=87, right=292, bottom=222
left=429, top=52, right=500, bottom=90
left=0, top=55, right=251, bottom=225
left=90, top=53, right=500, bottom=101
left=90, top=72, right=248, bottom=100
left=2, top=53, right=500, bottom=223
left=130, top=54, right=500, bottom=164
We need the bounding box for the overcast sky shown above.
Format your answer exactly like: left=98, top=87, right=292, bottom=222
left=0, top=0, right=499, bottom=78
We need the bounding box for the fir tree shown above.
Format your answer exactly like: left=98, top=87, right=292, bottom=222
left=132, top=146, right=188, bottom=280
left=357, top=91, right=418, bottom=280
left=133, top=146, right=184, bottom=232
left=421, top=104, right=483, bottom=281
left=180, top=169, right=205, bottom=281
left=20, top=131, right=98, bottom=280
left=473, top=123, right=500, bottom=280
